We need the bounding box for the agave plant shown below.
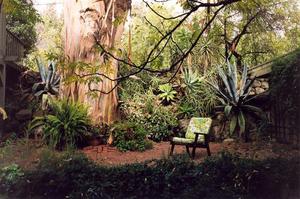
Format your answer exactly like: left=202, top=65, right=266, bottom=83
left=0, top=107, right=7, bottom=120
left=208, top=60, right=266, bottom=141
left=182, top=68, right=203, bottom=93
left=32, top=59, right=60, bottom=97
left=158, top=84, right=177, bottom=103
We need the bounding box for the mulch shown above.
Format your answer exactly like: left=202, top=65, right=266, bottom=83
left=82, top=140, right=300, bottom=166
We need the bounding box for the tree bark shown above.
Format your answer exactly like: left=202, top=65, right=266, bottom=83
left=63, top=0, right=131, bottom=125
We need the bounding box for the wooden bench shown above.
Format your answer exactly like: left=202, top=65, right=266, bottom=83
left=170, top=117, right=212, bottom=159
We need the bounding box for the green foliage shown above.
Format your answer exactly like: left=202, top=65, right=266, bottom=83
left=23, top=7, right=64, bottom=70
left=270, top=49, right=300, bottom=132
left=209, top=60, right=266, bottom=139
left=182, top=68, right=202, bottom=93
left=32, top=59, right=60, bottom=97
left=0, top=164, right=24, bottom=192
left=112, top=121, right=153, bottom=152
left=29, top=100, right=91, bottom=150
left=178, top=102, right=194, bottom=118
left=1, top=152, right=299, bottom=199
left=158, top=83, right=177, bottom=103
left=4, top=0, right=41, bottom=52
left=181, top=70, right=218, bottom=117
left=121, top=90, right=178, bottom=142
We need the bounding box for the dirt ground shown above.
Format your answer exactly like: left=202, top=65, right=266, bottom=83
left=82, top=140, right=300, bottom=166
left=1, top=139, right=299, bottom=169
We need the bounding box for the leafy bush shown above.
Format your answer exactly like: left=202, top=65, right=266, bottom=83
left=121, top=91, right=178, bottom=142
left=112, top=121, right=153, bottom=152
left=180, top=68, right=218, bottom=117
left=270, top=49, right=300, bottom=134
left=29, top=99, right=91, bottom=149
left=1, top=152, right=299, bottom=199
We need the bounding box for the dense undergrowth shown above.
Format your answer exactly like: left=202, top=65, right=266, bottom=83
left=0, top=152, right=299, bottom=199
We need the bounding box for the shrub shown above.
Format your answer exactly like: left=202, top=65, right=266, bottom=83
left=112, top=121, right=153, bottom=152
left=29, top=99, right=91, bottom=149
left=1, top=152, right=299, bottom=199
left=181, top=68, right=218, bottom=117
left=270, top=49, right=300, bottom=135
left=121, top=91, right=178, bottom=142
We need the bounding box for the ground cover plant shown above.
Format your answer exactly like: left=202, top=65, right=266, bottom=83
left=0, top=152, right=299, bottom=199
left=29, top=99, right=91, bottom=150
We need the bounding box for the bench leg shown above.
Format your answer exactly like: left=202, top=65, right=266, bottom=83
left=185, top=145, right=191, bottom=157
left=192, top=147, right=196, bottom=159
left=170, top=144, right=175, bottom=156
left=206, top=145, right=211, bottom=156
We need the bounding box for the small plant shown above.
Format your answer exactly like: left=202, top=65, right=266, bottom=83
left=112, top=121, right=152, bottom=152
left=0, top=107, right=7, bottom=120
left=29, top=99, right=91, bottom=149
left=182, top=68, right=202, bottom=93
left=178, top=102, right=194, bottom=118
left=209, top=60, right=266, bottom=141
left=158, top=83, right=177, bottom=104
left=32, top=59, right=60, bottom=110
left=0, top=164, right=24, bottom=191
left=33, top=59, right=60, bottom=97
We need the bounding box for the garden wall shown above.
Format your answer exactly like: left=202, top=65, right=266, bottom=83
left=249, top=50, right=300, bottom=147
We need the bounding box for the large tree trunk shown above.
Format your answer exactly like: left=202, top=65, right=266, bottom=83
left=63, top=0, right=131, bottom=125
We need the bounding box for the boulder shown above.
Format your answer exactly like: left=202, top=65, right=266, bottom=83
left=255, top=87, right=265, bottom=94
left=15, top=109, right=32, bottom=121
left=261, top=81, right=269, bottom=90
left=253, top=80, right=261, bottom=87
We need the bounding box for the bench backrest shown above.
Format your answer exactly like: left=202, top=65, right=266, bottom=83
left=185, top=117, right=212, bottom=139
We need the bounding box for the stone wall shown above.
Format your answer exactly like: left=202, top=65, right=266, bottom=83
left=249, top=78, right=269, bottom=95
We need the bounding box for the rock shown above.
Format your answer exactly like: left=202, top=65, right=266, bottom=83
left=15, top=109, right=32, bottom=121
left=261, top=81, right=269, bottom=90
left=255, top=87, right=265, bottom=94
left=223, top=138, right=235, bottom=143
left=249, top=90, right=256, bottom=95
left=253, top=80, right=261, bottom=87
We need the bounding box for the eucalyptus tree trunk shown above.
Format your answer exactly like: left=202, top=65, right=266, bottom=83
left=63, top=0, right=131, bottom=125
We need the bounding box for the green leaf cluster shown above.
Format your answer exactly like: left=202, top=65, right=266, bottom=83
left=29, top=99, right=91, bottom=150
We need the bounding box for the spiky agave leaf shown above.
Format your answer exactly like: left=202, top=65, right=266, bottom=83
left=237, top=111, right=246, bottom=135
left=224, top=105, right=232, bottom=117
left=36, top=58, right=47, bottom=82
left=217, top=65, right=236, bottom=103
left=0, top=107, right=7, bottom=120
left=230, top=114, right=237, bottom=135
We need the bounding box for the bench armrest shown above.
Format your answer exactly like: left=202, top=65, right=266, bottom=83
left=193, top=132, right=209, bottom=145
